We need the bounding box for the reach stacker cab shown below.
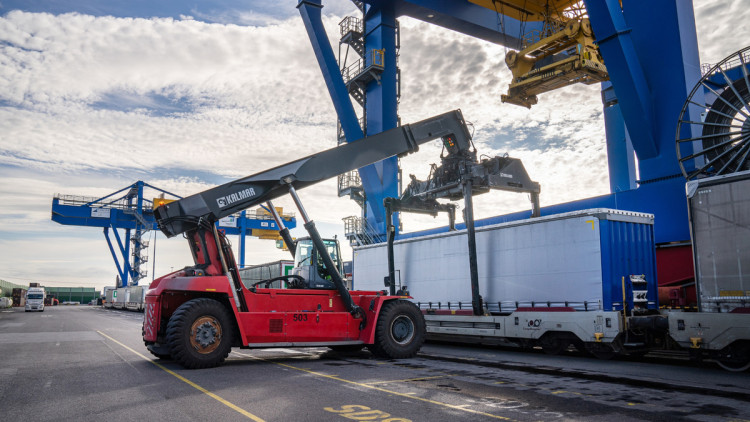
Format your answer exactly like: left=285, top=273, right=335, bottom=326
left=142, top=111, right=481, bottom=369
left=289, top=237, right=345, bottom=290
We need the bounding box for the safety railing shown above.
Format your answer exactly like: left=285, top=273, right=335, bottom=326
left=339, top=16, right=363, bottom=38
left=341, top=49, right=385, bottom=85
left=343, top=216, right=379, bottom=246
left=54, top=194, right=148, bottom=211
left=701, top=51, right=750, bottom=75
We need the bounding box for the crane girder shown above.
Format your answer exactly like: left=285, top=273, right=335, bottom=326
left=468, top=0, right=584, bottom=22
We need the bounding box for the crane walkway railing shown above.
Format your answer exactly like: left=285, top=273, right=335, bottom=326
left=343, top=216, right=379, bottom=246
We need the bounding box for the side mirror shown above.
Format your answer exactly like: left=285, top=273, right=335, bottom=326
left=383, top=276, right=391, bottom=287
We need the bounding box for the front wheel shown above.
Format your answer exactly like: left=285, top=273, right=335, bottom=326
left=368, top=300, right=425, bottom=359
left=166, top=298, right=234, bottom=369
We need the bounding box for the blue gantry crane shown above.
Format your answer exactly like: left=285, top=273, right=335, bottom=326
left=51, top=181, right=296, bottom=287
left=297, top=0, right=749, bottom=292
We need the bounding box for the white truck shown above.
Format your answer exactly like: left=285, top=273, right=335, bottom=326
left=25, top=287, right=45, bottom=312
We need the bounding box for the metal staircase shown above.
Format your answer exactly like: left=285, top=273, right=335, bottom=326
left=343, top=216, right=380, bottom=246
left=337, top=2, right=401, bottom=246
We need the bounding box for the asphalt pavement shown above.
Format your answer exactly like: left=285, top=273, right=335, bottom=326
left=1, top=306, right=748, bottom=421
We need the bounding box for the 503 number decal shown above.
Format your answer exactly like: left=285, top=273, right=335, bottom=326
left=292, top=313, right=308, bottom=322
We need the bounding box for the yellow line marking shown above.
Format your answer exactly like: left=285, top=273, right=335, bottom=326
left=364, top=375, right=450, bottom=385
left=233, top=351, right=515, bottom=421
left=585, top=220, right=595, bottom=230
left=97, top=331, right=264, bottom=422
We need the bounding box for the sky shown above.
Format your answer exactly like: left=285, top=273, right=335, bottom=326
left=0, top=0, right=747, bottom=291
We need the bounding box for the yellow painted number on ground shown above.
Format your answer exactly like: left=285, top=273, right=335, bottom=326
left=324, top=405, right=411, bottom=421
left=585, top=219, right=595, bottom=230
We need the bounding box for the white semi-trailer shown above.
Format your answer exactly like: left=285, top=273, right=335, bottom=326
left=666, top=170, right=750, bottom=371
left=125, top=286, right=146, bottom=311
left=353, top=209, right=660, bottom=357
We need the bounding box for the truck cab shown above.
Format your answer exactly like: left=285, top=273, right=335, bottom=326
left=291, top=237, right=346, bottom=289
left=25, top=287, right=45, bottom=312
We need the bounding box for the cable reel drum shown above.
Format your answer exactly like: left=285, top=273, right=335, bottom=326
left=676, top=46, right=750, bottom=179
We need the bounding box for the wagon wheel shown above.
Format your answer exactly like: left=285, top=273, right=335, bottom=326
left=676, top=46, right=750, bottom=180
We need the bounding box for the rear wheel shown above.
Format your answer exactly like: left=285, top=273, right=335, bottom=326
left=166, top=298, right=233, bottom=369
left=368, top=300, right=425, bottom=359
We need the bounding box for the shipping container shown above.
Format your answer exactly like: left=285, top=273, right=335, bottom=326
left=354, top=209, right=658, bottom=314
left=238, top=260, right=294, bottom=289
left=12, top=288, right=27, bottom=307
left=687, top=170, right=750, bottom=313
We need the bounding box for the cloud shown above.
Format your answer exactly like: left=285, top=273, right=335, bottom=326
left=0, top=11, right=346, bottom=180
left=693, top=0, right=749, bottom=64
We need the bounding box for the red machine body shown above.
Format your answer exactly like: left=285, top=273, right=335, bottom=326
left=143, top=272, right=399, bottom=347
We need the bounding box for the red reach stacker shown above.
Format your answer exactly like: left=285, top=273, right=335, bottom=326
left=143, top=111, right=475, bottom=368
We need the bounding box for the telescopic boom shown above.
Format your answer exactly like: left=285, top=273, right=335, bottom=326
left=154, top=110, right=472, bottom=237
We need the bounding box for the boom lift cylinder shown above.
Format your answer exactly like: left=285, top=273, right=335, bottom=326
left=288, top=184, right=364, bottom=320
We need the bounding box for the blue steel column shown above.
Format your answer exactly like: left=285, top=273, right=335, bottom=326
left=584, top=0, right=656, bottom=161
left=601, top=82, right=637, bottom=192
left=364, top=4, right=400, bottom=236
left=103, top=227, right=127, bottom=287
left=298, top=0, right=392, bottom=239
left=298, top=0, right=363, bottom=142
left=586, top=0, right=702, bottom=183
left=122, top=226, right=132, bottom=287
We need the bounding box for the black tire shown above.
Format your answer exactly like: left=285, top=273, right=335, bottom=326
left=166, top=298, right=233, bottom=369
left=145, top=342, right=172, bottom=360
left=368, top=300, right=425, bottom=359
left=539, top=335, right=568, bottom=355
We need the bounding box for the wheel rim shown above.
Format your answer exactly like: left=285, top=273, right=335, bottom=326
left=390, top=315, right=415, bottom=345
left=190, top=315, right=222, bottom=354
left=676, top=46, right=750, bottom=180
